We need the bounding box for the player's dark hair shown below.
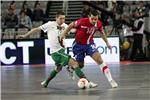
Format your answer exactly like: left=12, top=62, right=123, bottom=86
left=56, top=10, right=65, bottom=17
left=89, top=9, right=99, bottom=16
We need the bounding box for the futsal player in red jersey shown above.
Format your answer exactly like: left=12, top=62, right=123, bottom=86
left=61, top=9, right=118, bottom=88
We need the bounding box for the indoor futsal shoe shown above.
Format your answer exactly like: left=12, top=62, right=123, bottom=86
left=41, top=80, right=48, bottom=88
left=88, top=81, right=98, bottom=88
left=109, top=80, right=118, bottom=88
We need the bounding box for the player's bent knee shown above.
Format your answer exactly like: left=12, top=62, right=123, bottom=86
left=97, top=60, right=103, bottom=65
left=71, top=62, right=79, bottom=69
left=68, top=58, right=78, bottom=66
left=78, top=63, right=84, bottom=69
left=79, top=65, right=84, bottom=69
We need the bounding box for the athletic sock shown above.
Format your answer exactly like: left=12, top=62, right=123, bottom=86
left=99, top=63, right=113, bottom=82
left=45, top=69, right=58, bottom=84
left=74, top=67, right=86, bottom=79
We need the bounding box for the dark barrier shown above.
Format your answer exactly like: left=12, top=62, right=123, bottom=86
left=1, top=39, right=45, bottom=65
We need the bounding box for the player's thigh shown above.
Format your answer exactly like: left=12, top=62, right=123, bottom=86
left=91, top=51, right=103, bottom=64
left=72, top=42, right=85, bottom=61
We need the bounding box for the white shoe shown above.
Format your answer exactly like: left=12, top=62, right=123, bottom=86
left=66, top=66, right=75, bottom=80
left=88, top=81, right=98, bottom=88
left=109, top=80, right=118, bottom=88
left=41, top=80, right=48, bottom=88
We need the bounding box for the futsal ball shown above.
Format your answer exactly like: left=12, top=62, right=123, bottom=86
left=77, top=78, right=89, bottom=89
left=122, top=41, right=130, bottom=50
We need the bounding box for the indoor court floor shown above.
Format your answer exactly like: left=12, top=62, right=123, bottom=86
left=1, top=61, right=150, bottom=100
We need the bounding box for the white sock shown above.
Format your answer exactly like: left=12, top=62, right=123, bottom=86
left=99, top=63, right=113, bottom=82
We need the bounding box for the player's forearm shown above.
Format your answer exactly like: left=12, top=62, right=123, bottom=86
left=24, top=27, right=41, bottom=37
left=101, top=31, right=109, bottom=44
left=62, top=22, right=74, bottom=38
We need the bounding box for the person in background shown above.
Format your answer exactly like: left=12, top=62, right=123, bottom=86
left=18, top=10, right=32, bottom=30
left=130, top=9, right=145, bottom=61
left=33, top=2, right=45, bottom=21
left=4, top=7, right=18, bottom=28
left=21, top=2, right=33, bottom=21
left=81, top=4, right=91, bottom=17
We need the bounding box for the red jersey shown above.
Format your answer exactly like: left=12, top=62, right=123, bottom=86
left=74, top=18, right=103, bottom=44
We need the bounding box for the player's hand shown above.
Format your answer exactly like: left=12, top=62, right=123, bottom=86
left=59, top=34, right=65, bottom=41
left=16, top=34, right=27, bottom=39
left=58, top=36, right=65, bottom=48
left=106, top=42, right=112, bottom=50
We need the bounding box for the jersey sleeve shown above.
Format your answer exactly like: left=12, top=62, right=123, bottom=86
left=64, top=23, right=68, bottom=29
left=39, top=21, right=52, bottom=32
left=61, top=23, right=68, bottom=33
left=74, top=18, right=82, bottom=28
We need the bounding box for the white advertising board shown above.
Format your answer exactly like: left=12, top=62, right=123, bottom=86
left=45, top=37, right=120, bottom=64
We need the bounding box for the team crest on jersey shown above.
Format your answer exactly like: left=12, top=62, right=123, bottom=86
left=81, top=26, right=88, bottom=28
left=61, top=26, right=65, bottom=30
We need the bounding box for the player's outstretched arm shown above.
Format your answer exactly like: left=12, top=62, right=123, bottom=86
left=16, top=27, right=41, bottom=39
left=100, top=31, right=112, bottom=49
left=60, top=22, right=74, bottom=40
